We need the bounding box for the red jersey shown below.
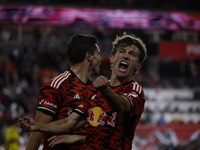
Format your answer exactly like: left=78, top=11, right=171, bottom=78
left=75, top=80, right=145, bottom=150
left=37, top=70, right=94, bottom=150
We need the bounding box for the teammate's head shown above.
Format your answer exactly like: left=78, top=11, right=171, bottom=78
left=67, top=34, right=99, bottom=65
left=110, top=32, right=147, bottom=78
left=111, top=32, right=147, bottom=64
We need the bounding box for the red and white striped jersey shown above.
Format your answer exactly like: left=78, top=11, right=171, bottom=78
left=37, top=70, right=94, bottom=150
left=75, top=80, right=145, bottom=150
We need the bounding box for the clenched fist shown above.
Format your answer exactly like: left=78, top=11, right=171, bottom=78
left=93, top=75, right=109, bottom=90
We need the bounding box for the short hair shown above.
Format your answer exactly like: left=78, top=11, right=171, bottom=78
left=67, top=34, right=99, bottom=65
left=111, top=32, right=147, bottom=63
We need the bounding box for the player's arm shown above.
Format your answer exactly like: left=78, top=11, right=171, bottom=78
left=25, top=111, right=53, bottom=150
left=93, top=75, right=131, bottom=113
left=48, top=134, right=86, bottom=148
left=19, top=112, right=87, bottom=134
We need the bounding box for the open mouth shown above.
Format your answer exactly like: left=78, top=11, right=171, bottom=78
left=119, top=61, right=128, bottom=71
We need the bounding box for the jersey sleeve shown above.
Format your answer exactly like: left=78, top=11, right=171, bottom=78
left=123, top=82, right=145, bottom=117
left=37, top=82, right=64, bottom=116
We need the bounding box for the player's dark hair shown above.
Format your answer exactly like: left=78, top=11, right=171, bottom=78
left=67, top=34, right=99, bottom=65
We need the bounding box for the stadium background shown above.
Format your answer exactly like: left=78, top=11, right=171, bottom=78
left=0, top=0, right=200, bottom=149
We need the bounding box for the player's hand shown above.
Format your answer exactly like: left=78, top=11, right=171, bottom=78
left=93, top=75, right=109, bottom=90
left=18, top=116, right=38, bottom=131
left=48, top=135, right=80, bottom=147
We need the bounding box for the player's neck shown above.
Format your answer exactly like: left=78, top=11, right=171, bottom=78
left=70, top=63, right=90, bottom=84
left=110, top=71, right=131, bottom=86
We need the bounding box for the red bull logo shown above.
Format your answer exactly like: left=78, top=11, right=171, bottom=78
left=88, top=107, right=116, bottom=127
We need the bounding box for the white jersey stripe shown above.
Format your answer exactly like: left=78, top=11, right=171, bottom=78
left=133, top=82, right=136, bottom=91
left=138, top=85, right=142, bottom=94
left=136, top=84, right=139, bottom=92
left=52, top=71, right=69, bottom=88
left=56, top=73, right=71, bottom=89
left=74, top=109, right=86, bottom=115
left=132, top=82, right=142, bottom=94
left=50, top=74, right=62, bottom=87
left=50, top=71, right=71, bottom=88
left=53, top=74, right=68, bottom=88
left=37, top=107, right=56, bottom=114
left=51, top=71, right=68, bottom=86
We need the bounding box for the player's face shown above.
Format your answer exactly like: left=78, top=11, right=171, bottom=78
left=90, top=44, right=102, bottom=75
left=110, top=44, right=141, bottom=82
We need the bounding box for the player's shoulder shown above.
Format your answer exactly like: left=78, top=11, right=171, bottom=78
left=46, top=70, right=72, bottom=89
left=129, top=80, right=143, bottom=94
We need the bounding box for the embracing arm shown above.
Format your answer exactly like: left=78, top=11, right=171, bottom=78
left=48, top=134, right=86, bottom=148
left=19, top=112, right=87, bottom=134
left=93, top=76, right=131, bottom=113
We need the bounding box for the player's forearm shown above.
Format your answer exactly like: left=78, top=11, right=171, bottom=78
left=98, top=87, right=130, bottom=113
left=36, top=118, right=71, bottom=134
left=25, top=132, right=42, bottom=150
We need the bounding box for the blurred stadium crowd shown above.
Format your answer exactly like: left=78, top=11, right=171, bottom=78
left=1, top=0, right=199, bottom=12
left=0, top=1, right=200, bottom=149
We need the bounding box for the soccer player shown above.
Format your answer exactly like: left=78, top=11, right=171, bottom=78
left=19, top=32, right=147, bottom=150
left=24, top=34, right=102, bottom=150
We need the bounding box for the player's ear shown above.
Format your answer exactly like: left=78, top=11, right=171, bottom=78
left=110, top=54, right=114, bottom=64
left=136, top=62, right=141, bottom=70
left=85, top=52, right=92, bottom=61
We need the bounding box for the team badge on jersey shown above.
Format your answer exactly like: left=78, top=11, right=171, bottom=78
left=88, top=107, right=116, bottom=127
